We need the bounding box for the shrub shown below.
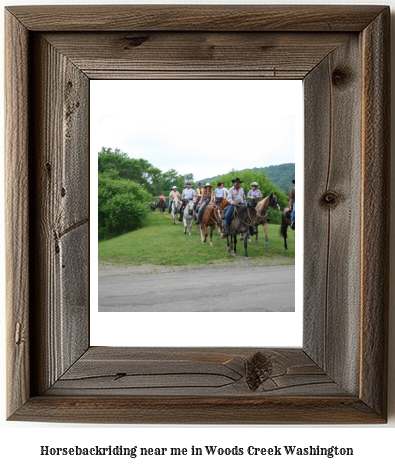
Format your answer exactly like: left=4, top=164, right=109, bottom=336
left=98, top=171, right=151, bottom=238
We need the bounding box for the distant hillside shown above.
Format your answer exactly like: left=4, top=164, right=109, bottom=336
left=198, top=163, right=295, bottom=194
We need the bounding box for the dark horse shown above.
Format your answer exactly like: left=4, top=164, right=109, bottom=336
left=280, top=207, right=294, bottom=250
left=157, top=198, right=166, bottom=213
left=226, top=204, right=262, bottom=259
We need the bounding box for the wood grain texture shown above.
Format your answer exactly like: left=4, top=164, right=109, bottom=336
left=5, top=10, right=30, bottom=418
left=29, top=34, right=90, bottom=395
left=5, top=5, right=389, bottom=424
left=6, top=5, right=386, bottom=32
left=43, top=32, right=350, bottom=80
left=46, top=347, right=345, bottom=397
left=9, top=396, right=383, bottom=424
left=304, top=36, right=362, bottom=395
left=360, top=9, right=390, bottom=417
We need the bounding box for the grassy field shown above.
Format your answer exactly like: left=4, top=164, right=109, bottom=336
left=98, top=211, right=295, bottom=266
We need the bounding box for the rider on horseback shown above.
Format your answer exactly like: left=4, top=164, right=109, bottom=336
left=168, top=186, right=181, bottom=213
left=214, top=182, right=226, bottom=206
left=196, top=183, right=214, bottom=225
left=247, top=182, right=262, bottom=207
left=179, top=182, right=196, bottom=221
left=224, top=177, right=249, bottom=235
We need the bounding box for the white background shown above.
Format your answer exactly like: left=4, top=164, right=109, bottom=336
left=1, top=0, right=394, bottom=469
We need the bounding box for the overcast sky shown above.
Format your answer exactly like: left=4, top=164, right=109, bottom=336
left=91, top=80, right=303, bottom=181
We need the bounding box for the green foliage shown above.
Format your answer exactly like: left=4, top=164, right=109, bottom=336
left=98, top=147, right=163, bottom=194
left=159, top=168, right=186, bottom=194
left=199, top=163, right=295, bottom=195
left=209, top=168, right=288, bottom=224
left=98, top=147, right=193, bottom=195
left=98, top=171, right=151, bottom=238
left=260, top=163, right=295, bottom=194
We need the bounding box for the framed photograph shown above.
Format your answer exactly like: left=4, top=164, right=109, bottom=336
left=5, top=5, right=389, bottom=423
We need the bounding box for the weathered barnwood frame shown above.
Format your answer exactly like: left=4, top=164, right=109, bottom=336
left=5, top=5, right=389, bottom=423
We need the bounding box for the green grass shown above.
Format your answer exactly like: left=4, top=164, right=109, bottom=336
left=98, top=211, right=295, bottom=266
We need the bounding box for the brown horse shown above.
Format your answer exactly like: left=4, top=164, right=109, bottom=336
left=157, top=198, right=166, bottom=213
left=254, top=193, right=281, bottom=245
left=280, top=207, right=293, bottom=250
left=200, top=199, right=229, bottom=246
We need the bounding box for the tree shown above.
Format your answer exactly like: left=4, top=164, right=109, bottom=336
left=159, top=169, right=185, bottom=194
left=98, top=147, right=162, bottom=194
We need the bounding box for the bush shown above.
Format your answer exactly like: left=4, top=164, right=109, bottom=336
left=98, top=171, right=151, bottom=238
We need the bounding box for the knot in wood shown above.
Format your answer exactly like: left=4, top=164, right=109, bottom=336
left=246, top=351, right=273, bottom=391
left=124, top=35, right=149, bottom=48
left=332, top=68, right=348, bottom=87
left=321, top=190, right=340, bottom=208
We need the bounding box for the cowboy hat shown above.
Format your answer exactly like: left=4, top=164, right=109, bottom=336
left=204, top=182, right=212, bottom=187
left=172, top=185, right=177, bottom=189
left=251, top=182, right=258, bottom=186
left=232, top=177, right=243, bottom=183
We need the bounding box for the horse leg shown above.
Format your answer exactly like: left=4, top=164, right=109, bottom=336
left=202, top=223, right=208, bottom=244
left=264, top=223, right=269, bottom=246
left=209, top=224, right=214, bottom=246
left=183, top=218, right=187, bottom=234
left=244, top=233, right=249, bottom=259
left=284, top=224, right=288, bottom=250
left=227, top=234, right=231, bottom=252
left=233, top=233, right=237, bottom=256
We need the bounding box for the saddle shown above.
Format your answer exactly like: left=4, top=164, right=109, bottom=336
left=221, top=205, right=232, bottom=220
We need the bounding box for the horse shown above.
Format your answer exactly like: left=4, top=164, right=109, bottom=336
left=170, top=198, right=182, bottom=225
left=183, top=199, right=196, bottom=235
left=148, top=201, right=157, bottom=212
left=280, top=207, right=294, bottom=250
left=178, top=199, right=189, bottom=221
left=200, top=199, right=228, bottom=246
left=253, top=193, right=281, bottom=245
left=157, top=198, right=166, bottom=214
left=225, top=204, right=262, bottom=258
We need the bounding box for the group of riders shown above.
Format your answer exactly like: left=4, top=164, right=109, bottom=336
left=157, top=177, right=295, bottom=234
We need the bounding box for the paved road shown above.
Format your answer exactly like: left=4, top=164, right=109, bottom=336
left=98, top=265, right=294, bottom=312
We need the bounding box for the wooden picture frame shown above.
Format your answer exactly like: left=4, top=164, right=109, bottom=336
left=5, top=5, right=389, bottom=423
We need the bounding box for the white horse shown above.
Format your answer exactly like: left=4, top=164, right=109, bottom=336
left=183, top=199, right=195, bottom=235
left=171, top=198, right=182, bottom=225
